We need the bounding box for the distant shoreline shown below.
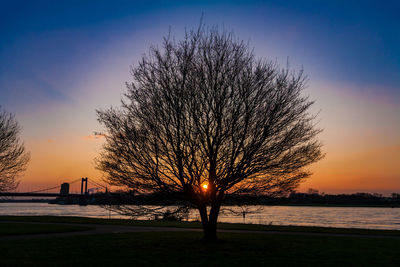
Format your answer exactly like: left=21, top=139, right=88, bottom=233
left=0, top=200, right=399, bottom=208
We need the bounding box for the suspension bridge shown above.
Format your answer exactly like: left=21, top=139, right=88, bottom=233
left=0, top=178, right=108, bottom=197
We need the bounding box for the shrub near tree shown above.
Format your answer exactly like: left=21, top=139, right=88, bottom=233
left=97, top=26, right=323, bottom=241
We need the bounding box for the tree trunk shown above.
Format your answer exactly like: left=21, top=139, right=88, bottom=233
left=203, top=222, right=217, bottom=241
left=198, top=201, right=221, bottom=242
left=206, top=204, right=219, bottom=241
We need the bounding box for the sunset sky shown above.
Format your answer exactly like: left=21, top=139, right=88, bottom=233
left=1, top=0, right=399, bottom=194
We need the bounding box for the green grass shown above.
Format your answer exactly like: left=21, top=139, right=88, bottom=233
left=1, top=216, right=399, bottom=266
left=1, top=215, right=400, bottom=236
left=0, top=231, right=399, bottom=266
left=0, top=222, right=91, bottom=236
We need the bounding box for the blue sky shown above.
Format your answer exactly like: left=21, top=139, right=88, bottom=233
left=0, top=0, right=399, bottom=193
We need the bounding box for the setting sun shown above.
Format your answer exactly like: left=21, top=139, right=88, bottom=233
left=202, top=184, right=208, bottom=190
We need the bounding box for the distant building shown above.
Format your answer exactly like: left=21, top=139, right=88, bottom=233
left=60, top=183, right=70, bottom=196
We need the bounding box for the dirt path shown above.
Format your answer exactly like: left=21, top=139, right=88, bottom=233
left=1, top=221, right=400, bottom=240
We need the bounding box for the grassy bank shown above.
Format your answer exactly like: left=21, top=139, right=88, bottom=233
left=0, top=222, right=91, bottom=236
left=1, top=216, right=400, bottom=266
left=1, top=231, right=400, bottom=266
left=1, top=215, right=400, bottom=236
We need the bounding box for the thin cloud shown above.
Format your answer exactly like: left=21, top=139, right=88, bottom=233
left=83, top=134, right=105, bottom=140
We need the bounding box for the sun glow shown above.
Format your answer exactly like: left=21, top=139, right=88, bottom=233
left=202, top=184, right=208, bottom=190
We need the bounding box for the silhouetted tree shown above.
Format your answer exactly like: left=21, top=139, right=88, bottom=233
left=97, top=26, right=323, bottom=241
left=0, top=107, right=29, bottom=192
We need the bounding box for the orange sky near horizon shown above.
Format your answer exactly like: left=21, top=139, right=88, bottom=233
left=17, top=134, right=400, bottom=195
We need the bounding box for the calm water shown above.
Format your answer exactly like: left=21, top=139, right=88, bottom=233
left=1, top=203, right=400, bottom=230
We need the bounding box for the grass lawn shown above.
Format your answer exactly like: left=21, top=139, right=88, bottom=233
left=0, top=231, right=399, bottom=266
left=0, top=222, right=91, bottom=236
left=1, top=215, right=400, bottom=236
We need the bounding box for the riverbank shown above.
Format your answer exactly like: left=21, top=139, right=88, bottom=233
left=2, top=199, right=400, bottom=208
left=1, top=216, right=400, bottom=266
left=2, top=215, right=400, bottom=236
left=0, top=221, right=91, bottom=236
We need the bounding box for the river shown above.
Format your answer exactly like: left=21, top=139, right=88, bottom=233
left=1, top=203, right=399, bottom=230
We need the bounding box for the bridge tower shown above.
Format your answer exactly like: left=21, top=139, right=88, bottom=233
left=80, top=177, right=88, bottom=195
left=60, top=183, right=70, bottom=196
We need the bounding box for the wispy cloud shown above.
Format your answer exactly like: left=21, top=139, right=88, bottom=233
left=83, top=134, right=105, bottom=141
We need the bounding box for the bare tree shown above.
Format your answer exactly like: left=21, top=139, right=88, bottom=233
left=97, top=26, right=323, bottom=240
left=0, top=107, right=30, bottom=192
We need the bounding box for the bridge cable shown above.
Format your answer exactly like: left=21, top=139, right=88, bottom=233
left=25, top=178, right=82, bottom=193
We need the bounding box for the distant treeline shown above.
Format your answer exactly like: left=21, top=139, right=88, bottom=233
left=224, top=191, right=400, bottom=207
left=6, top=190, right=400, bottom=207
left=72, top=191, right=400, bottom=207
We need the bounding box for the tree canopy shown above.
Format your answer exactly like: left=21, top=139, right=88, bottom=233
left=97, top=26, right=323, bottom=240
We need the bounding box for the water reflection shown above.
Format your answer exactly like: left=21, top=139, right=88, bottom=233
left=0, top=203, right=399, bottom=230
